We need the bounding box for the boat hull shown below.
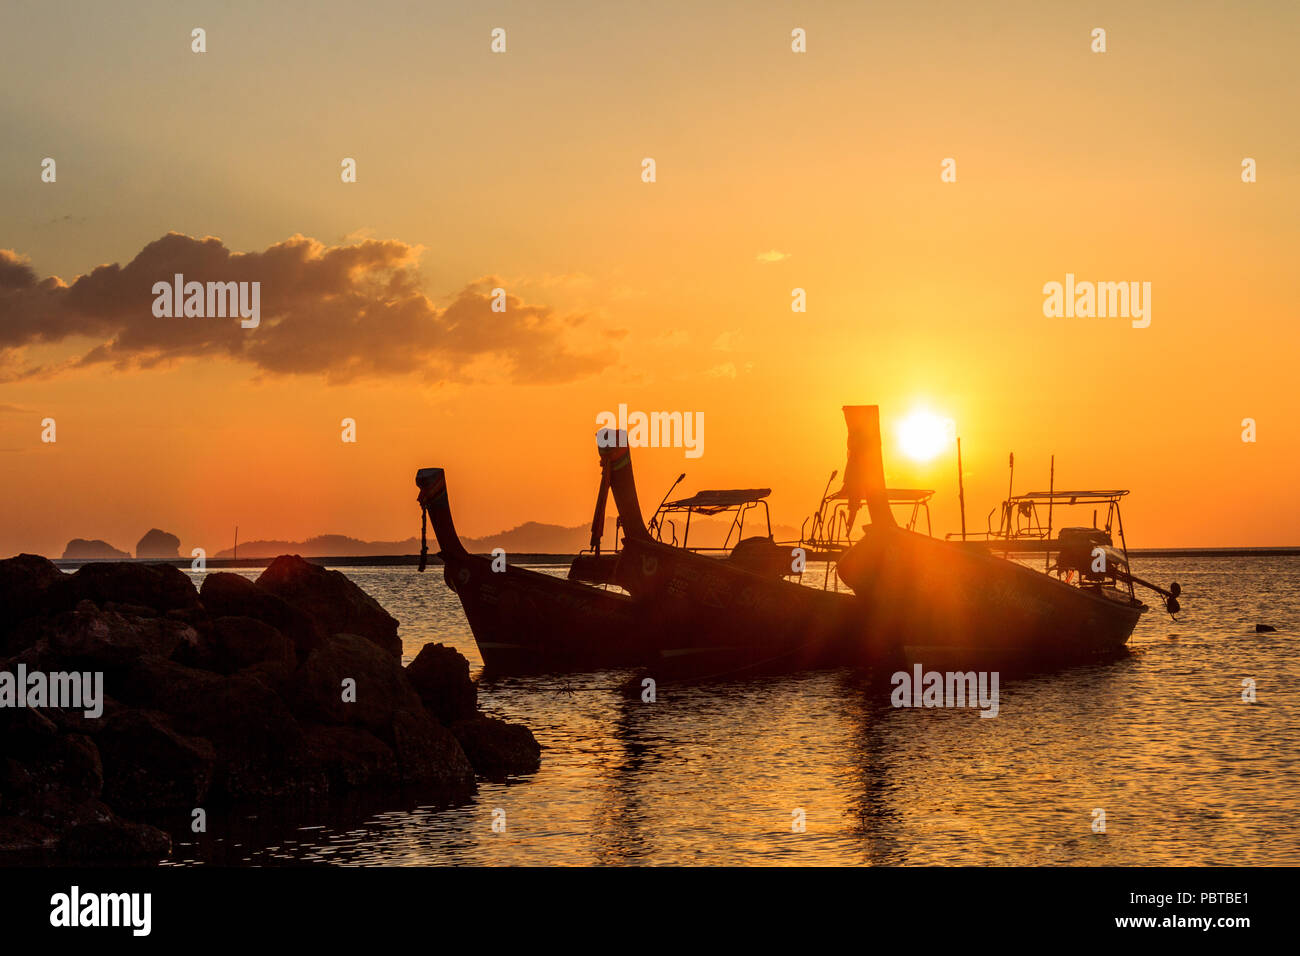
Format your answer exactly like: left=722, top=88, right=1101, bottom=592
left=612, top=536, right=895, bottom=673
left=440, top=552, right=648, bottom=672
left=837, top=528, right=1146, bottom=664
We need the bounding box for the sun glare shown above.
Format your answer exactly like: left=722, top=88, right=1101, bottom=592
left=898, top=410, right=954, bottom=463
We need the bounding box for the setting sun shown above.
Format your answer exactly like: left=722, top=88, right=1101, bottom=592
left=897, top=410, right=955, bottom=463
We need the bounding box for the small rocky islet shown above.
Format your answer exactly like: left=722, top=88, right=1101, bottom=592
left=0, top=553, right=540, bottom=862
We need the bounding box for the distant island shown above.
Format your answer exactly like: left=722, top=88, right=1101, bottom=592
left=60, top=529, right=183, bottom=560
left=54, top=518, right=805, bottom=563
left=61, top=538, right=131, bottom=560
left=136, top=528, right=181, bottom=559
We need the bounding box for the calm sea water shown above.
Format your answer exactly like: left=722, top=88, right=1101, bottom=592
left=169, top=556, right=1299, bottom=866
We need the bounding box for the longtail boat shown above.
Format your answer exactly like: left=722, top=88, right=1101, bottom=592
left=593, top=430, right=892, bottom=673
left=415, top=467, right=649, bottom=671
left=833, top=406, right=1181, bottom=663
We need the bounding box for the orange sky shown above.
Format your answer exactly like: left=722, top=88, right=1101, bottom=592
left=2, top=1, right=1298, bottom=556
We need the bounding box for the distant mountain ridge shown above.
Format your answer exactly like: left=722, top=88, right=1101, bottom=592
left=212, top=517, right=803, bottom=558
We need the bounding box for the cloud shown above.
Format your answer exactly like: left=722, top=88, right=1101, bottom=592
left=755, top=250, right=789, bottom=264
left=0, top=233, right=611, bottom=385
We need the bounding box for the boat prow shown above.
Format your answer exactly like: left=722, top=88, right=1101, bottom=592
left=415, top=465, right=646, bottom=672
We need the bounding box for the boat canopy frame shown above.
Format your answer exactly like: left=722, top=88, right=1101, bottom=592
left=798, top=483, right=935, bottom=591
left=952, top=488, right=1138, bottom=599
left=968, top=490, right=1131, bottom=547
left=800, top=486, right=935, bottom=554
left=649, top=489, right=774, bottom=553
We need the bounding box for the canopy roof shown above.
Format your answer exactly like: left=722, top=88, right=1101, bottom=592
left=1016, top=490, right=1129, bottom=502
left=886, top=488, right=935, bottom=502
left=828, top=487, right=934, bottom=502
left=662, top=488, right=770, bottom=512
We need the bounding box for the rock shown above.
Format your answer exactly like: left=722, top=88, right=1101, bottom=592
left=47, top=601, right=196, bottom=667
left=236, top=659, right=296, bottom=699
left=289, top=633, right=424, bottom=733
left=0, top=816, right=58, bottom=854
left=114, top=657, right=222, bottom=715
left=257, top=555, right=401, bottom=658
left=59, top=816, right=171, bottom=860
left=0, top=706, right=60, bottom=760
left=169, top=676, right=312, bottom=800
left=302, top=724, right=399, bottom=790
left=200, top=572, right=324, bottom=658
left=0, top=554, right=64, bottom=645
left=135, top=528, right=181, bottom=560
left=15, top=789, right=115, bottom=833
left=97, top=709, right=214, bottom=812
left=205, top=616, right=295, bottom=673
left=288, top=634, right=475, bottom=791
left=0, top=757, right=37, bottom=808
left=406, top=642, right=477, bottom=724
left=61, top=539, right=130, bottom=560
left=0, top=551, right=537, bottom=858
left=449, top=714, right=542, bottom=780
left=391, top=709, right=476, bottom=790
left=114, top=661, right=314, bottom=797
left=61, top=562, right=201, bottom=615
left=1256, top=623, right=1277, bottom=633
left=0, top=717, right=102, bottom=804
left=45, top=734, right=104, bottom=801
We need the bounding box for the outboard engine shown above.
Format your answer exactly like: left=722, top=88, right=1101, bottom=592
left=1056, top=527, right=1116, bottom=580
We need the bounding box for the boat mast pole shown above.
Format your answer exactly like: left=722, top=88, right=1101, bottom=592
left=1003, top=453, right=1014, bottom=556
left=956, top=438, right=967, bottom=541
left=1045, top=456, right=1054, bottom=571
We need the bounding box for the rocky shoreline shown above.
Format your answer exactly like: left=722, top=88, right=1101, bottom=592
left=0, top=554, right=540, bottom=862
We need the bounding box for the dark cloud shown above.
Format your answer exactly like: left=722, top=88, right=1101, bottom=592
left=0, top=232, right=610, bottom=384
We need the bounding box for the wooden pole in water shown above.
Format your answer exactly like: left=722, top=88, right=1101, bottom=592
left=956, top=438, right=967, bottom=541
left=234, top=526, right=238, bottom=562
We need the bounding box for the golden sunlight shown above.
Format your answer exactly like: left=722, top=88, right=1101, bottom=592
left=897, top=409, right=955, bottom=463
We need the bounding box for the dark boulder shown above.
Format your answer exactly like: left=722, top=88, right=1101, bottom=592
left=0, top=817, right=58, bottom=855
left=44, top=733, right=104, bottom=801
left=287, top=633, right=475, bottom=791
left=59, top=562, right=200, bottom=615
left=169, top=676, right=312, bottom=800
left=114, top=656, right=222, bottom=716
left=406, top=642, right=477, bottom=724
left=288, top=632, right=423, bottom=732
left=450, top=715, right=542, bottom=781
left=0, top=706, right=60, bottom=760
left=59, top=816, right=171, bottom=860
left=47, top=601, right=197, bottom=668
left=135, top=528, right=181, bottom=560
left=302, top=724, right=399, bottom=790
left=200, top=572, right=323, bottom=658
left=0, top=554, right=64, bottom=643
left=257, top=556, right=401, bottom=658
left=0, top=719, right=103, bottom=808
left=236, top=658, right=296, bottom=699
left=391, top=709, right=476, bottom=790
left=97, top=709, right=215, bottom=812
left=204, top=616, right=295, bottom=673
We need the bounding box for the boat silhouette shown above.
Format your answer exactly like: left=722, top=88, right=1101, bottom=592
left=415, top=407, right=1181, bottom=673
